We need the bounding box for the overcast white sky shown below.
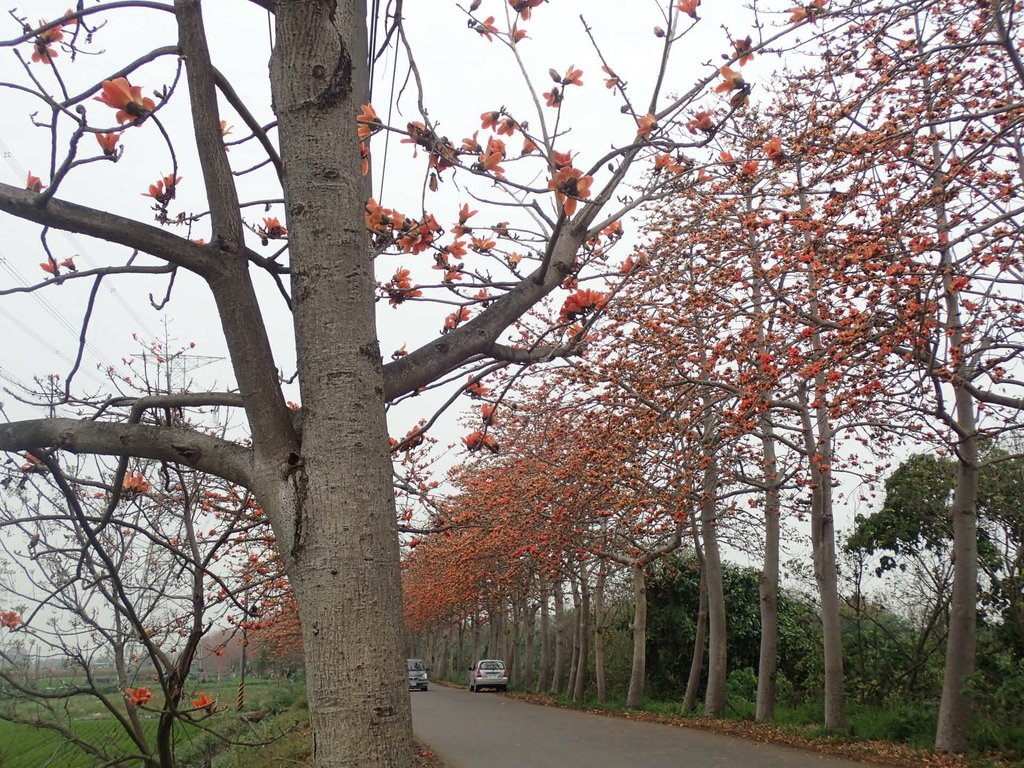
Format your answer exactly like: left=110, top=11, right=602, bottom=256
left=0, top=0, right=793, bottom=436
left=0, top=3, right=921, bottom=619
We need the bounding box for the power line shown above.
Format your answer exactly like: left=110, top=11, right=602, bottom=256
left=0, top=304, right=110, bottom=390
left=0, top=136, right=161, bottom=343
left=0, top=249, right=118, bottom=372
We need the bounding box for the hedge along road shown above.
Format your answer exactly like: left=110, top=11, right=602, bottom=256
left=411, top=685, right=886, bottom=768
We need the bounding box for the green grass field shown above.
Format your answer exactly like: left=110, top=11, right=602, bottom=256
left=0, top=677, right=304, bottom=768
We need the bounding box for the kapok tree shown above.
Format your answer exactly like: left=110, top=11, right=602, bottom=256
left=0, top=451, right=267, bottom=767
left=0, top=2, right=821, bottom=765
left=793, top=0, right=1024, bottom=749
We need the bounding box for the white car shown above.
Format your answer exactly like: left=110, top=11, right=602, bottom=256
left=468, top=659, right=507, bottom=692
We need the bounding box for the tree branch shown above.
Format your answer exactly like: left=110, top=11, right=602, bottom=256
left=0, top=183, right=209, bottom=273
left=0, top=419, right=253, bottom=487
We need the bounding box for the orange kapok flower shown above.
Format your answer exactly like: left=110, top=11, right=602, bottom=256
left=26, top=172, right=45, bottom=192
left=677, top=0, right=700, bottom=19
left=464, top=430, right=499, bottom=453
left=481, top=403, right=498, bottom=424
left=791, top=0, right=827, bottom=23
left=497, top=117, right=517, bottom=136
left=561, top=66, right=583, bottom=87
left=95, top=78, right=156, bottom=124
left=551, top=150, right=575, bottom=169
left=458, top=203, right=478, bottom=224
left=1, top=610, right=22, bottom=629
left=31, top=20, right=64, bottom=64
left=143, top=174, right=181, bottom=203
left=126, top=687, right=153, bottom=707
left=258, top=217, right=288, bottom=245
left=714, top=66, right=744, bottom=94
left=465, top=377, right=490, bottom=398
left=191, top=693, right=215, bottom=711
left=480, top=110, right=501, bottom=130
left=636, top=113, right=658, bottom=138
left=548, top=166, right=593, bottom=217
left=686, top=110, right=714, bottom=134
left=732, top=35, right=754, bottom=66
left=763, top=135, right=783, bottom=159
left=477, top=16, right=499, bottom=41
left=357, top=103, right=380, bottom=139
left=96, top=132, right=121, bottom=156
left=602, top=65, right=619, bottom=89
left=509, top=0, right=544, bottom=21
left=122, top=473, right=151, bottom=494
left=654, top=153, right=683, bottom=174
left=478, top=137, right=507, bottom=176
left=559, top=288, right=606, bottom=323
left=443, top=307, right=471, bottom=332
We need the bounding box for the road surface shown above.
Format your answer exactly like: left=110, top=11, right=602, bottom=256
left=412, top=685, right=886, bottom=768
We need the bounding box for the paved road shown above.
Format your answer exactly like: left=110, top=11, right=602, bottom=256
left=412, top=685, right=886, bottom=768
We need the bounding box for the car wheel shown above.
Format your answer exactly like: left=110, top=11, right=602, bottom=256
left=423, top=686, right=428, bottom=691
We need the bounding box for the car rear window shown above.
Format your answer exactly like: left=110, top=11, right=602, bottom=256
left=480, top=661, right=504, bottom=670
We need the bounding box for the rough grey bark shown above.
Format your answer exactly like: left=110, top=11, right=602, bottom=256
left=748, top=207, right=780, bottom=724
left=796, top=386, right=846, bottom=733
left=701, top=438, right=727, bottom=718
left=572, top=566, right=591, bottom=703
left=625, top=562, right=648, bottom=709
left=681, top=567, right=707, bottom=715
left=756, top=421, right=781, bottom=723
left=933, top=192, right=980, bottom=756
left=268, top=2, right=413, bottom=763
left=566, top=576, right=581, bottom=697
left=594, top=565, right=607, bottom=703
left=537, top=585, right=551, bottom=693
left=550, top=582, right=567, bottom=693
left=795, top=170, right=846, bottom=735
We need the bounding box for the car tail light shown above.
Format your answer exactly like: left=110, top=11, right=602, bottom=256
left=477, top=669, right=482, bottom=678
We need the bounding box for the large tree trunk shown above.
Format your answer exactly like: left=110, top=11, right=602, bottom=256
left=487, top=603, right=501, bottom=658
left=795, top=171, right=845, bottom=734
left=551, top=581, right=567, bottom=693
left=537, top=584, right=551, bottom=693
left=756, top=421, right=781, bottom=723
left=524, top=598, right=538, bottom=690
left=269, top=3, right=412, bottom=765
left=798, top=386, right=846, bottom=733
left=701, top=446, right=727, bottom=718
left=572, top=566, right=591, bottom=703
left=935, top=377, right=980, bottom=753
left=681, top=567, right=707, bottom=715
left=626, top=561, right=648, bottom=709
left=594, top=565, right=607, bottom=703
left=925, top=57, right=979, bottom=749
left=567, top=576, right=580, bottom=696
left=749, top=228, right=780, bottom=724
